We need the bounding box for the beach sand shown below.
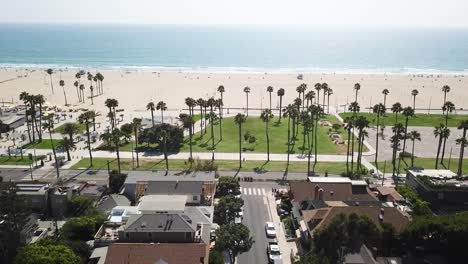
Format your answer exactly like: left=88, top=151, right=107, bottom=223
left=0, top=68, right=466, bottom=117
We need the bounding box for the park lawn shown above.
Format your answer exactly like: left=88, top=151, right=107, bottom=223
left=373, top=157, right=468, bottom=174
left=180, top=116, right=348, bottom=154
left=339, top=112, right=468, bottom=127
left=53, top=122, right=86, bottom=134
left=0, top=156, right=34, bottom=166
left=23, top=139, right=63, bottom=149
left=71, top=157, right=347, bottom=174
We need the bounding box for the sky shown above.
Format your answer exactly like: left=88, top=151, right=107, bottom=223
left=1, top=0, right=468, bottom=28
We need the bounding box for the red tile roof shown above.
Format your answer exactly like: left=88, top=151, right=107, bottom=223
left=290, top=181, right=377, bottom=202
left=302, top=206, right=410, bottom=233
left=104, top=243, right=208, bottom=264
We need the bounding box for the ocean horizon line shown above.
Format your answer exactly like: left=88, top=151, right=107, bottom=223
left=1, top=63, right=467, bottom=75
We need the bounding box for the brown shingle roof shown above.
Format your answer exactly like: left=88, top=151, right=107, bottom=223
left=303, top=206, right=410, bottom=233
left=290, top=181, right=377, bottom=202
left=104, top=243, right=207, bottom=264
left=375, top=186, right=404, bottom=202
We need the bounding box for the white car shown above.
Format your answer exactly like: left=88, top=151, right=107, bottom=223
left=265, top=222, right=276, bottom=238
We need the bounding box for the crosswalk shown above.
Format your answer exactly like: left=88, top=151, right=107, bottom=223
left=240, top=187, right=288, bottom=196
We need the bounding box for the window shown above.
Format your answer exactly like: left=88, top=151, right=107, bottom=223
left=192, top=195, right=198, bottom=201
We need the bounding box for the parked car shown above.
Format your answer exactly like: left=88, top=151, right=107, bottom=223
left=266, top=241, right=282, bottom=264
left=265, top=222, right=276, bottom=238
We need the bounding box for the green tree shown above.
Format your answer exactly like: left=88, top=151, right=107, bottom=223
left=214, top=194, right=244, bottom=225
left=179, top=114, right=195, bottom=159
left=234, top=113, right=246, bottom=168
left=391, top=102, right=402, bottom=124
left=353, top=83, right=361, bottom=102
left=215, top=223, right=254, bottom=264
left=146, top=101, right=156, bottom=127
left=79, top=84, right=85, bottom=103
left=46, top=68, right=54, bottom=94
left=61, top=215, right=105, bottom=241
left=216, top=176, right=240, bottom=197
left=382, top=89, right=390, bottom=109
left=74, top=72, right=81, bottom=102
left=109, top=170, right=127, bottom=194
left=434, top=124, right=449, bottom=169
left=110, top=128, right=124, bottom=173
left=441, top=85, right=451, bottom=113
left=42, top=115, right=60, bottom=178
left=217, top=85, right=225, bottom=119
left=355, top=116, right=370, bottom=177
left=197, top=98, right=205, bottom=134
left=67, top=195, right=94, bottom=217
left=78, top=111, right=96, bottom=167
left=411, top=89, right=419, bottom=109
left=409, top=130, right=421, bottom=167
left=60, top=79, right=67, bottom=105
left=105, top=98, right=119, bottom=130
left=61, top=122, right=80, bottom=142
left=0, top=182, right=32, bottom=263
left=373, top=103, right=386, bottom=172
left=457, top=120, right=468, bottom=176
left=207, top=97, right=217, bottom=160
left=14, top=244, right=80, bottom=264
left=277, top=88, right=285, bottom=121
left=283, top=104, right=297, bottom=172
left=326, top=88, right=333, bottom=114
left=296, top=83, right=307, bottom=111
left=156, top=101, right=167, bottom=124
left=440, top=101, right=455, bottom=165
left=243, top=86, right=251, bottom=117
left=267, top=86, right=274, bottom=111
left=397, top=106, right=415, bottom=174
left=209, top=251, right=225, bottom=264
left=59, top=136, right=76, bottom=161
left=260, top=109, right=274, bottom=161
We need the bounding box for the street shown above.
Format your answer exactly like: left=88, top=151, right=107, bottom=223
left=237, top=182, right=288, bottom=264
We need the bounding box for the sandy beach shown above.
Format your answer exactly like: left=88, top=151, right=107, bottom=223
left=0, top=68, right=466, bottom=116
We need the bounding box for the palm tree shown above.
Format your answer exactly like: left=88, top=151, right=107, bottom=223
left=296, top=83, right=307, bottom=110
left=46, top=68, right=54, bottom=94
left=96, top=72, right=104, bottom=95
left=391, top=102, right=402, bottom=123
left=157, top=101, right=167, bottom=124
left=260, top=109, right=274, bottom=161
left=267, top=86, right=274, bottom=112
left=411, top=89, right=419, bottom=110
left=277, top=88, right=285, bottom=121
left=409, top=130, right=421, bottom=167
left=74, top=81, right=80, bottom=102
left=180, top=114, right=194, bottom=160
left=217, top=85, right=225, bottom=118
left=59, top=79, right=67, bottom=105
left=442, top=85, right=451, bottom=113
left=314, top=83, right=322, bottom=106
left=42, top=116, right=59, bottom=177
left=185, top=97, right=197, bottom=132
left=87, top=72, right=93, bottom=87
left=373, top=103, right=386, bottom=171
left=311, top=105, right=322, bottom=174
left=326, top=88, right=333, bottom=114
left=132, top=118, right=142, bottom=167
left=35, top=94, right=45, bottom=142
left=89, top=85, right=94, bottom=105
left=441, top=101, right=455, bottom=165
left=78, top=111, right=96, bottom=167
left=111, top=128, right=123, bottom=173
left=321, top=83, right=328, bottom=110
left=234, top=113, right=246, bottom=168
left=61, top=122, right=80, bottom=143
left=434, top=124, right=449, bottom=169
left=283, top=104, right=296, bottom=173
left=161, top=129, right=169, bottom=174
left=354, top=83, right=361, bottom=103
left=456, top=120, right=468, bottom=176
left=207, top=97, right=216, bottom=160
left=146, top=101, right=156, bottom=127
left=382, top=89, right=390, bottom=109
left=344, top=116, right=354, bottom=175
left=243, top=86, right=251, bottom=116
left=105, top=98, right=119, bottom=130
left=216, top=98, right=223, bottom=140
left=59, top=136, right=76, bottom=162
left=196, top=98, right=205, bottom=134
left=397, top=107, right=415, bottom=174
left=391, top=123, right=404, bottom=177
left=348, top=102, right=360, bottom=174
left=355, top=116, right=370, bottom=176
left=305, top=90, right=315, bottom=110
left=79, top=84, right=85, bottom=102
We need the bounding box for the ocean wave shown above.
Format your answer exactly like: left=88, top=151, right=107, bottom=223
left=0, top=63, right=467, bottom=75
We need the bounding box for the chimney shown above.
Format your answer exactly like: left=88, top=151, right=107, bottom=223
left=318, top=188, right=324, bottom=201
left=314, top=184, right=320, bottom=199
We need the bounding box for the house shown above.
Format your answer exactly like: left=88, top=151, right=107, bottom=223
left=96, top=194, right=131, bottom=216
left=302, top=206, right=410, bottom=236
left=103, top=243, right=208, bottom=264
left=374, top=186, right=404, bottom=203
left=0, top=113, right=25, bottom=133
left=123, top=171, right=217, bottom=205
left=406, top=168, right=468, bottom=213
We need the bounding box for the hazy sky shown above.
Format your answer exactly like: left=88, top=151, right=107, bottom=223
left=1, top=0, right=467, bottom=27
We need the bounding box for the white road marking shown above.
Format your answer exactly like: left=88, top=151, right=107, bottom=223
left=247, top=188, right=251, bottom=195
left=252, top=188, right=257, bottom=195
left=256, top=188, right=262, bottom=195
left=261, top=188, right=266, bottom=195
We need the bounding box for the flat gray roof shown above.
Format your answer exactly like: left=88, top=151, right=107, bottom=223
left=125, top=171, right=216, bottom=184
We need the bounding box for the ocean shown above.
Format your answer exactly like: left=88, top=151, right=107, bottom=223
left=1, top=24, right=468, bottom=73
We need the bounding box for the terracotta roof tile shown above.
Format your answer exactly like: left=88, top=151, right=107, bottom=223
left=290, top=181, right=377, bottom=202
left=104, top=243, right=207, bottom=264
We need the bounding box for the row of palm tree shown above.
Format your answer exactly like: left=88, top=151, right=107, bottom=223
left=19, top=92, right=45, bottom=144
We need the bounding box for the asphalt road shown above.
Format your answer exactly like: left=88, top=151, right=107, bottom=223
left=237, top=182, right=286, bottom=264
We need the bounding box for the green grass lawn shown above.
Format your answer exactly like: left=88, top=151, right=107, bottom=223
left=374, top=157, right=468, bottom=174
left=0, top=156, right=34, bottom=166
left=71, top=157, right=347, bottom=174
left=180, top=116, right=348, bottom=154
left=339, top=112, right=468, bottom=127
left=23, top=139, right=63, bottom=149
left=53, top=123, right=86, bottom=134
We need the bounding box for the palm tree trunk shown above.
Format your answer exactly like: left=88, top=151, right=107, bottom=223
left=38, top=105, right=43, bottom=142
left=327, top=95, right=331, bottom=114
left=307, top=121, right=312, bottom=175
left=63, top=87, right=68, bottom=105
left=189, top=127, right=193, bottom=159
left=411, top=139, right=416, bottom=167
left=116, top=145, right=121, bottom=174
left=302, top=121, right=306, bottom=155
left=313, top=114, right=319, bottom=173
left=219, top=106, right=223, bottom=140
left=286, top=116, right=291, bottom=172
left=86, top=124, right=93, bottom=167
left=210, top=111, right=215, bottom=161
left=269, top=92, right=272, bottom=112
left=135, top=130, right=140, bottom=168
left=413, top=96, right=416, bottom=110
left=441, top=113, right=450, bottom=164
left=246, top=94, right=249, bottom=117
left=375, top=114, right=380, bottom=172
left=279, top=96, right=283, bottom=121
left=204, top=107, right=207, bottom=135
left=66, top=148, right=71, bottom=161
left=458, top=128, right=467, bottom=176
left=266, top=121, right=270, bottom=161
left=49, top=75, right=54, bottom=94
left=435, top=136, right=443, bottom=169
left=383, top=95, right=387, bottom=110
left=151, top=110, right=155, bottom=127
left=346, top=127, right=351, bottom=175
left=49, top=130, right=60, bottom=178
left=238, top=124, right=242, bottom=168
left=164, top=135, right=169, bottom=173
left=351, top=127, right=356, bottom=174
left=161, top=110, right=164, bottom=124
left=199, top=106, right=203, bottom=134
left=397, top=118, right=409, bottom=174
